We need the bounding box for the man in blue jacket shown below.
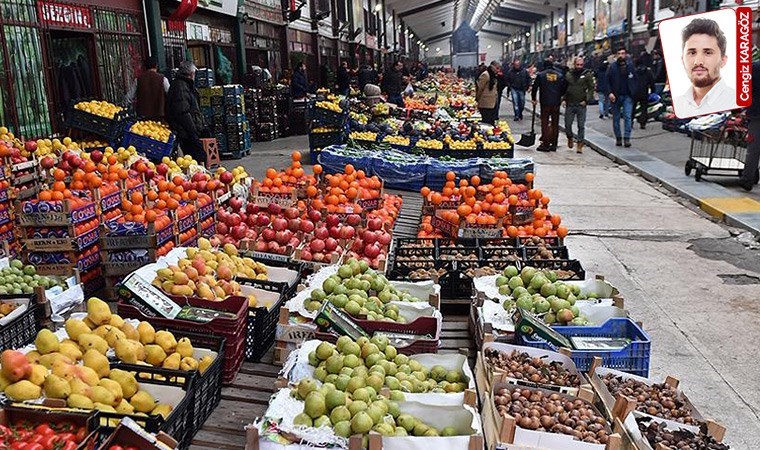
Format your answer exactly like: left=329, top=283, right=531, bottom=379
left=607, top=47, right=637, bottom=147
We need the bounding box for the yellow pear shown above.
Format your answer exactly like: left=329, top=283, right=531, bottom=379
left=78, top=334, right=108, bottom=355
left=130, top=390, right=157, bottom=413
left=25, top=351, right=41, bottom=365
left=162, top=353, right=181, bottom=370
left=114, top=338, right=139, bottom=364
left=98, top=379, right=123, bottom=404
left=121, top=322, right=139, bottom=341
left=27, top=364, right=47, bottom=386
left=0, top=372, right=11, bottom=390
left=151, top=403, right=173, bottom=419
left=59, top=342, right=83, bottom=362
left=198, top=355, right=214, bottom=374
left=34, top=329, right=60, bottom=355
left=39, top=353, right=72, bottom=370
left=5, top=380, right=41, bottom=401
left=115, top=399, right=134, bottom=414
left=69, top=378, right=92, bottom=397
left=93, top=402, right=116, bottom=413
left=109, top=314, right=125, bottom=328
left=137, top=322, right=155, bottom=345
left=90, top=385, right=117, bottom=406
left=180, top=357, right=198, bottom=371
left=86, top=297, right=111, bottom=326
left=51, top=360, right=76, bottom=381
left=67, top=393, right=94, bottom=409
left=74, top=366, right=99, bottom=386
left=105, top=327, right=127, bottom=348
left=43, top=374, right=71, bottom=399
left=145, top=345, right=167, bottom=366
left=93, top=325, right=113, bottom=339
left=82, top=349, right=110, bottom=378
left=109, top=369, right=138, bottom=399
left=176, top=337, right=194, bottom=358
left=155, top=331, right=177, bottom=354
left=64, top=319, right=91, bottom=341
left=83, top=317, right=97, bottom=330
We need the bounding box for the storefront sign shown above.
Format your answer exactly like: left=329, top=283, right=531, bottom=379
left=583, top=0, right=594, bottom=42
left=38, top=1, right=92, bottom=29
left=187, top=21, right=211, bottom=41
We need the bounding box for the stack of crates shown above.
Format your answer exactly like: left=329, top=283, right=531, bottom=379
left=195, top=68, right=215, bottom=88
left=199, top=85, right=252, bottom=158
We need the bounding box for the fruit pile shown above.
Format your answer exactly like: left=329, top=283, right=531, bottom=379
left=74, top=100, right=122, bottom=119
left=382, top=135, right=410, bottom=146
left=257, top=152, right=314, bottom=194
left=601, top=373, right=699, bottom=424
left=0, top=421, right=89, bottom=450
left=287, top=336, right=472, bottom=438
left=129, top=120, right=172, bottom=143
left=315, top=100, right=343, bottom=113
left=2, top=298, right=213, bottom=418
left=636, top=417, right=729, bottom=450
left=349, top=131, right=377, bottom=142
left=415, top=138, right=443, bottom=150
left=495, top=265, right=590, bottom=326
left=484, top=347, right=581, bottom=388
left=305, top=258, right=424, bottom=322
left=151, top=238, right=269, bottom=306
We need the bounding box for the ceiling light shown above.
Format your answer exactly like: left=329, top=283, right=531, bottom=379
left=526, top=32, right=530, bottom=36
left=558, top=17, right=563, bottom=23
left=374, top=3, right=382, bottom=12
left=544, top=24, right=550, bottom=28
left=436, top=47, right=441, bottom=51
left=576, top=8, right=583, bottom=14
left=487, top=44, right=492, bottom=48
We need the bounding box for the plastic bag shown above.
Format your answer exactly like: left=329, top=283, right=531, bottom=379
left=404, top=82, right=414, bottom=96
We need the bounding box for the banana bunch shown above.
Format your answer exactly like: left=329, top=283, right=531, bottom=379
left=415, top=139, right=444, bottom=150
left=75, top=100, right=123, bottom=119
left=350, top=131, right=377, bottom=141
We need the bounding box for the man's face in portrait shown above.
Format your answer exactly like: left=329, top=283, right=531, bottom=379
left=682, top=33, right=727, bottom=88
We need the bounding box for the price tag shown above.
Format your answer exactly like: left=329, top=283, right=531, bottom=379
left=252, top=191, right=296, bottom=208
left=511, top=205, right=534, bottom=226
left=431, top=215, right=458, bottom=237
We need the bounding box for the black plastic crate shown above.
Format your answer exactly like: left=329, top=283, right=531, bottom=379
left=0, top=297, right=39, bottom=352
left=98, top=363, right=195, bottom=449
left=528, top=259, right=586, bottom=280
left=436, top=245, right=481, bottom=262
left=523, top=245, right=569, bottom=260
left=240, top=278, right=288, bottom=361
left=480, top=245, right=525, bottom=261
left=65, top=99, right=132, bottom=139
left=309, top=129, right=347, bottom=151
left=309, top=102, right=349, bottom=127
left=479, top=237, right=520, bottom=247
left=518, top=236, right=563, bottom=247
left=392, top=238, right=436, bottom=260
left=438, top=268, right=474, bottom=300
left=387, top=258, right=439, bottom=281
left=477, top=259, right=523, bottom=274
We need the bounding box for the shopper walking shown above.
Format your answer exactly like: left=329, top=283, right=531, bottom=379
left=358, top=64, right=377, bottom=90
left=740, top=61, right=760, bottom=191
left=531, top=59, right=567, bottom=151
left=633, top=56, right=656, bottom=129
left=337, top=60, right=351, bottom=96
left=291, top=62, right=309, bottom=99
left=563, top=57, right=595, bottom=153
left=125, top=56, right=169, bottom=120
left=476, top=61, right=500, bottom=125
left=594, top=59, right=610, bottom=119
left=505, top=59, right=530, bottom=121
left=166, top=61, right=205, bottom=163
left=382, top=60, right=405, bottom=107
left=607, top=47, right=637, bottom=147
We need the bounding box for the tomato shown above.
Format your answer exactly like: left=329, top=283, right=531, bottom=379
left=23, top=445, right=44, bottom=450
left=55, top=433, right=74, bottom=443
left=10, top=443, right=26, bottom=450
left=74, top=427, right=87, bottom=443
left=40, top=435, right=59, bottom=450
left=108, top=446, right=124, bottom=450
left=60, top=442, right=77, bottom=450
left=33, top=425, right=54, bottom=436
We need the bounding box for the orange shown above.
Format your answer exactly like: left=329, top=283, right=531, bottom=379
left=266, top=168, right=277, bottom=179
left=313, top=164, right=323, bottom=175
left=131, top=192, right=143, bottom=205
left=445, top=171, right=456, bottom=181
left=525, top=172, right=534, bottom=183
left=291, top=151, right=301, bottom=161
left=172, top=175, right=184, bottom=186
left=39, top=191, right=52, bottom=201
left=52, top=181, right=65, bottom=192
left=470, top=176, right=481, bottom=186
left=420, top=187, right=431, bottom=197
left=51, top=191, right=64, bottom=201
left=118, top=169, right=128, bottom=180
left=145, top=210, right=157, bottom=223
left=550, top=214, right=561, bottom=226
left=344, top=164, right=355, bottom=174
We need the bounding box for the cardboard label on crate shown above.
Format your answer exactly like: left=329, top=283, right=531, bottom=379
left=15, top=185, right=39, bottom=200
left=12, top=160, right=36, bottom=172
left=517, top=191, right=529, bottom=202
left=78, top=252, right=102, bottom=272
left=276, top=323, right=317, bottom=343
left=126, top=183, right=145, bottom=196
left=249, top=250, right=291, bottom=263
left=315, top=302, right=369, bottom=340
left=0, top=189, right=9, bottom=204
left=357, top=197, right=382, bottom=211
left=19, top=203, right=96, bottom=225
left=201, top=223, right=216, bottom=238
left=216, top=191, right=232, bottom=205
left=252, top=191, right=297, bottom=208
left=156, top=225, right=174, bottom=246
left=459, top=223, right=502, bottom=239
left=0, top=208, right=10, bottom=226
left=198, top=202, right=215, bottom=220
left=120, top=273, right=181, bottom=319
left=177, top=213, right=196, bottom=233
left=431, top=215, right=458, bottom=237
left=512, top=308, right=573, bottom=349
left=99, top=191, right=121, bottom=212
left=101, top=234, right=154, bottom=250
left=510, top=205, right=534, bottom=226
left=0, top=230, right=14, bottom=243
left=13, top=172, right=38, bottom=186
left=176, top=305, right=238, bottom=322
left=436, top=196, right=461, bottom=210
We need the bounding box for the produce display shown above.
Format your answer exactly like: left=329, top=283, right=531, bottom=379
left=0, top=259, right=67, bottom=294
left=74, top=100, right=123, bottom=119
left=129, top=121, right=172, bottom=143
left=492, top=386, right=611, bottom=444
left=637, top=417, right=729, bottom=450
left=0, top=420, right=89, bottom=449
left=602, top=373, right=699, bottom=424
left=484, top=348, right=581, bottom=388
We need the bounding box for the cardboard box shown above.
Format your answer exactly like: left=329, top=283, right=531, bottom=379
left=0, top=400, right=98, bottom=450
left=101, top=417, right=179, bottom=450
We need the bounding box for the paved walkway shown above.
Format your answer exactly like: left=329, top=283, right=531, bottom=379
left=508, top=99, right=760, bottom=236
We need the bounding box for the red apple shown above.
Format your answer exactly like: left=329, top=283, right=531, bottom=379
left=219, top=171, right=234, bottom=184
left=217, top=222, right=229, bottom=235
left=89, top=150, right=103, bottom=163
left=268, top=203, right=282, bottom=215
left=314, top=227, right=329, bottom=240
left=231, top=225, right=247, bottom=240
left=308, top=209, right=322, bottom=222
left=256, top=214, right=270, bottom=227
left=340, top=226, right=355, bottom=240
left=329, top=226, right=341, bottom=239
left=24, top=141, right=37, bottom=152
left=368, top=218, right=383, bottom=231
left=192, top=172, right=207, bottom=182
left=229, top=197, right=243, bottom=212
left=364, top=243, right=381, bottom=259
left=156, top=163, right=169, bottom=175
left=377, top=232, right=391, bottom=246
left=288, top=219, right=301, bottom=232
left=312, top=252, right=325, bottom=262
left=326, top=214, right=340, bottom=228
left=40, top=156, right=55, bottom=170
left=363, top=230, right=377, bottom=244
left=229, top=214, right=242, bottom=227
left=267, top=241, right=280, bottom=253
left=284, top=207, right=299, bottom=220
left=300, top=249, right=313, bottom=261
left=255, top=240, right=268, bottom=252
left=246, top=203, right=259, bottom=215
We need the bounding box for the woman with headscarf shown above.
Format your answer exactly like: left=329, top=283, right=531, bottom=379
left=476, top=61, right=500, bottom=124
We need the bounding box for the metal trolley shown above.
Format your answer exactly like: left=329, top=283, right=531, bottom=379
left=685, top=121, right=751, bottom=182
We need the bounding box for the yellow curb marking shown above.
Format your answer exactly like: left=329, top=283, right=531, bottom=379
left=699, top=197, right=760, bottom=220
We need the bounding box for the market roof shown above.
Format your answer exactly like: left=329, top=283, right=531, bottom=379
left=386, top=0, right=565, bottom=45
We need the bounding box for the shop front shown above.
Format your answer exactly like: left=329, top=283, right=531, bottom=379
left=242, top=0, right=285, bottom=79
left=0, top=0, right=146, bottom=137
left=288, top=29, right=318, bottom=82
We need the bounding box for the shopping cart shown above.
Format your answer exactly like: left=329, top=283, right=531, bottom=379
left=685, top=125, right=751, bottom=182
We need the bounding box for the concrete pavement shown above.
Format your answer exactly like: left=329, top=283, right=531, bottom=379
left=225, top=116, right=760, bottom=447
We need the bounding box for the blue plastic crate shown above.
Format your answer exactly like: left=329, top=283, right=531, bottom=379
left=309, top=129, right=347, bottom=151
left=517, top=318, right=651, bottom=377
left=120, top=122, right=176, bottom=161
left=195, top=69, right=215, bottom=88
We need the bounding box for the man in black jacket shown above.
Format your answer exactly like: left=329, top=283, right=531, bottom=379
left=382, top=60, right=405, bottom=107
left=505, top=59, right=530, bottom=121
left=337, top=60, right=351, bottom=96
left=607, top=47, right=637, bottom=147
left=633, top=56, right=656, bottom=129
left=166, top=61, right=205, bottom=164
left=532, top=59, right=568, bottom=151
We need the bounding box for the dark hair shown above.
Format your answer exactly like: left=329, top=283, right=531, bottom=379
left=487, top=65, right=497, bottom=90
left=145, top=56, right=158, bottom=69
left=542, top=59, right=553, bottom=69
left=616, top=46, right=627, bottom=53
left=681, top=18, right=726, bottom=56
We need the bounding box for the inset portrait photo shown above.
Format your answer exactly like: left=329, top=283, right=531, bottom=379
left=659, top=9, right=740, bottom=119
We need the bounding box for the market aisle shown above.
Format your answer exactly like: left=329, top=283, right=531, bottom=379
left=506, top=108, right=760, bottom=448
